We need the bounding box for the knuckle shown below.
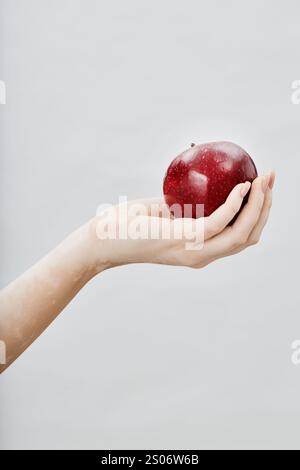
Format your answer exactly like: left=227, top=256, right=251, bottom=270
left=189, top=263, right=200, bottom=270
left=241, top=234, right=249, bottom=245
left=206, top=216, right=219, bottom=232
left=229, top=203, right=239, bottom=218
left=188, top=260, right=205, bottom=269
left=186, top=257, right=200, bottom=269
left=232, top=202, right=240, bottom=214
left=231, top=230, right=248, bottom=248
left=211, top=221, right=223, bottom=235
left=230, top=238, right=240, bottom=250
left=180, top=252, right=203, bottom=269
left=248, top=235, right=260, bottom=246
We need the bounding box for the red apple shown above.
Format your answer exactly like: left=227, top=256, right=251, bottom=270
left=163, top=141, right=258, bottom=219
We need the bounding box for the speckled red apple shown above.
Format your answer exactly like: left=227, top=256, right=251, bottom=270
left=163, top=141, right=258, bottom=218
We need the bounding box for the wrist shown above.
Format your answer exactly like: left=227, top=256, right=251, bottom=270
left=54, top=220, right=110, bottom=285
left=85, top=216, right=115, bottom=275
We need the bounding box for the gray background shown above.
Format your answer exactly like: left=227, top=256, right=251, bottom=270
left=0, top=0, right=299, bottom=450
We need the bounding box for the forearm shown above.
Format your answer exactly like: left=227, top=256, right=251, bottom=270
left=0, top=220, right=103, bottom=372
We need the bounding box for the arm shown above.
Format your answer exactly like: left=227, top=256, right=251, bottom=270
left=0, top=223, right=105, bottom=372
left=0, top=173, right=274, bottom=372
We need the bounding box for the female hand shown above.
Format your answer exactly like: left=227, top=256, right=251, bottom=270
left=89, top=172, right=275, bottom=272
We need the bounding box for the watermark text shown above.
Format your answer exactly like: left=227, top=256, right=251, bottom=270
left=291, top=80, right=300, bottom=104
left=0, top=80, right=6, bottom=104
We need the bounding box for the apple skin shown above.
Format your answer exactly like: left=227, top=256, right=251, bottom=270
left=163, top=141, right=258, bottom=219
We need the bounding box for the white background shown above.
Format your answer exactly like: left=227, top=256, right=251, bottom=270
left=1, top=0, right=300, bottom=449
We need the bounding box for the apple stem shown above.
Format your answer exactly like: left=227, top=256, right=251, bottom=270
left=191, top=143, right=196, bottom=148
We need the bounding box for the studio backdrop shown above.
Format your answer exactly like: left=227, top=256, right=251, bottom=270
left=0, top=0, right=299, bottom=450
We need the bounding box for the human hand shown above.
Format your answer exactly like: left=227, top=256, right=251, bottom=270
left=89, top=173, right=275, bottom=272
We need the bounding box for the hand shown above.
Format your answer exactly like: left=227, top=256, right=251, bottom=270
left=89, top=172, right=275, bottom=272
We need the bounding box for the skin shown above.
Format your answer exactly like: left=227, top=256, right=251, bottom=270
left=0, top=172, right=275, bottom=373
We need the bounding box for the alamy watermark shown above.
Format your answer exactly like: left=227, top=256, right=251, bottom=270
left=291, top=80, right=300, bottom=104
left=0, top=80, right=6, bottom=104
left=95, top=196, right=204, bottom=251
left=291, top=340, right=300, bottom=366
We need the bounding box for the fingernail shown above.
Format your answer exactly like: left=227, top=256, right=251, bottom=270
left=261, top=175, right=269, bottom=193
left=240, top=181, right=251, bottom=197
left=269, top=171, right=276, bottom=189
